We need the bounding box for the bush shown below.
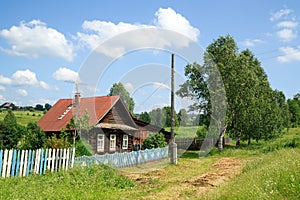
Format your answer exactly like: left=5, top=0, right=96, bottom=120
left=75, top=139, right=93, bottom=157
left=196, top=125, right=207, bottom=138
left=142, top=132, right=167, bottom=149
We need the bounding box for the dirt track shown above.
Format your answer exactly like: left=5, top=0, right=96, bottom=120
left=126, top=157, right=243, bottom=199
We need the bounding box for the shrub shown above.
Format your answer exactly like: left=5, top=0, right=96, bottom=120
left=196, top=125, right=207, bottom=138
left=75, top=139, right=93, bottom=157
left=142, top=132, right=167, bottom=149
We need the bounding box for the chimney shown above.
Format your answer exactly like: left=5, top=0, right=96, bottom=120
left=74, top=92, right=81, bottom=108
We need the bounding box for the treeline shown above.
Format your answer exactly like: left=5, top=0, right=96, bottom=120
left=0, top=102, right=52, bottom=111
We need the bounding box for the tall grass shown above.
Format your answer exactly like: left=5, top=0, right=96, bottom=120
left=0, top=164, right=135, bottom=199
left=202, top=149, right=300, bottom=200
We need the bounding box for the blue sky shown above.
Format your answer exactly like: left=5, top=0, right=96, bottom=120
left=0, top=0, right=300, bottom=113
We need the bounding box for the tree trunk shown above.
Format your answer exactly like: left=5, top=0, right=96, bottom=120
left=236, top=131, right=241, bottom=148
left=218, top=125, right=227, bottom=151
left=247, top=137, right=251, bottom=145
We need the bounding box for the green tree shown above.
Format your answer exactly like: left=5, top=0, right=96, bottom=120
left=178, top=35, right=284, bottom=150
left=19, top=122, right=46, bottom=149
left=142, top=133, right=167, bottom=149
left=66, top=109, right=91, bottom=146
left=35, top=104, right=44, bottom=111
left=44, top=103, right=52, bottom=111
left=138, top=112, right=151, bottom=123
left=109, top=82, right=135, bottom=113
left=0, top=111, right=23, bottom=149
left=149, top=108, right=166, bottom=127
left=287, top=98, right=300, bottom=127
left=163, top=106, right=179, bottom=127
left=177, top=108, right=190, bottom=126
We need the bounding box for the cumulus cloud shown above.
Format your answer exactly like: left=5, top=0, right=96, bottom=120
left=0, top=69, right=53, bottom=89
left=277, top=46, right=300, bottom=63
left=76, top=7, right=200, bottom=57
left=276, top=29, right=297, bottom=42
left=276, top=21, right=298, bottom=29
left=0, top=20, right=74, bottom=61
left=154, top=7, right=199, bottom=41
left=16, top=89, right=28, bottom=97
left=270, top=8, right=293, bottom=21
left=52, top=67, right=79, bottom=82
left=241, top=39, right=264, bottom=47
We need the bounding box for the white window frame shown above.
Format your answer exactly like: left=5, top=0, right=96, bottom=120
left=109, top=134, right=116, bottom=151
left=97, top=133, right=105, bottom=152
left=122, top=135, right=128, bottom=149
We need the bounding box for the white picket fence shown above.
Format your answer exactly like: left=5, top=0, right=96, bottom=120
left=0, top=148, right=75, bottom=178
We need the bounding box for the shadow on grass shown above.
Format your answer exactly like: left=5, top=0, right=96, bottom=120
left=180, top=151, right=200, bottom=159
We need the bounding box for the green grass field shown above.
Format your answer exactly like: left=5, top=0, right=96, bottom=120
left=0, top=110, right=44, bottom=126
left=1, top=128, right=299, bottom=199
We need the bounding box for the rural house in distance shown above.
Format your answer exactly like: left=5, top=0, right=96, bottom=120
left=37, top=94, right=170, bottom=154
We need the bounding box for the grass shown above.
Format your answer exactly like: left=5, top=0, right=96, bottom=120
left=0, top=110, right=44, bottom=126
left=0, top=164, right=135, bottom=200
left=0, top=128, right=299, bottom=199
left=202, top=149, right=300, bottom=200
left=165, top=126, right=199, bottom=138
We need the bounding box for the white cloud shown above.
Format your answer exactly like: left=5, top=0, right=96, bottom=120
left=76, top=7, right=200, bottom=57
left=0, top=20, right=74, bottom=61
left=0, top=95, right=4, bottom=101
left=241, top=39, right=264, bottom=47
left=277, top=46, right=300, bottom=63
left=12, top=69, right=38, bottom=86
left=0, top=85, right=5, bottom=91
left=276, top=29, right=297, bottom=42
left=0, top=75, right=12, bottom=85
left=16, top=89, right=28, bottom=97
left=154, top=7, right=199, bottom=41
left=270, top=8, right=293, bottom=21
left=276, top=21, right=298, bottom=29
left=0, top=69, right=53, bottom=89
left=53, top=67, right=79, bottom=82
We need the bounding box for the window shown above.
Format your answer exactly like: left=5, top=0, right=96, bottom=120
left=97, top=133, right=104, bottom=152
left=122, top=135, right=128, bottom=149
left=110, top=134, right=116, bottom=151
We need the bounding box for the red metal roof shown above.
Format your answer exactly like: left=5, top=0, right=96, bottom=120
left=37, top=96, right=120, bottom=132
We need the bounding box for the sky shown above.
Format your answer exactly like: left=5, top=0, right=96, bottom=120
left=0, top=0, right=300, bottom=113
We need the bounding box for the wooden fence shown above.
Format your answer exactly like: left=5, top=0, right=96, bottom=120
left=75, top=146, right=169, bottom=168
left=0, top=148, right=75, bottom=178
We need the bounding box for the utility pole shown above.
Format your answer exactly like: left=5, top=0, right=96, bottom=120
left=170, top=53, right=177, bottom=164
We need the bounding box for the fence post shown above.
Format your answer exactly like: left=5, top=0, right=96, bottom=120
left=47, top=149, right=52, bottom=170
left=65, top=148, right=69, bottom=171
left=26, top=150, right=32, bottom=176
left=39, top=149, right=44, bottom=175
left=11, top=150, right=17, bottom=177
left=43, top=149, right=48, bottom=174
left=51, top=149, right=55, bottom=172
left=2, top=150, right=8, bottom=178
left=71, top=148, right=75, bottom=168
left=6, top=149, right=13, bottom=178
left=22, top=150, right=28, bottom=177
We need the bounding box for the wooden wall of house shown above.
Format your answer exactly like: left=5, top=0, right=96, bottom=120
left=85, top=127, right=134, bottom=155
